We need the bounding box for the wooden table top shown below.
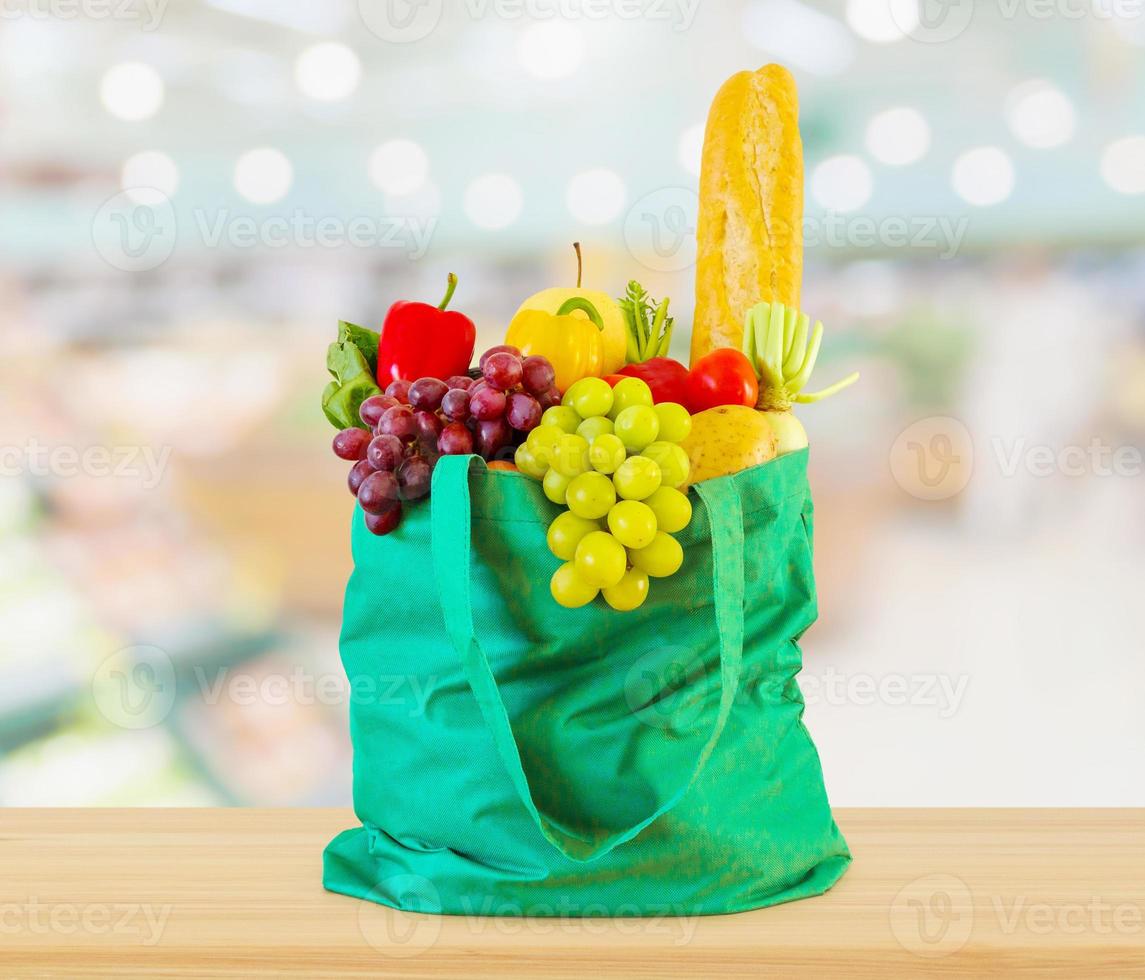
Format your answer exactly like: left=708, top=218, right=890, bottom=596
left=1, top=808, right=1142, bottom=977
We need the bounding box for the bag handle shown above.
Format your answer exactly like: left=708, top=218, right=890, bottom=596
left=430, top=454, right=744, bottom=864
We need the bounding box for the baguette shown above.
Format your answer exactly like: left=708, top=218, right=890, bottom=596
left=691, top=64, right=803, bottom=365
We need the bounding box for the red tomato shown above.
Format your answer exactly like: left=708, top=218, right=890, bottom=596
left=602, top=374, right=628, bottom=388
left=687, top=349, right=759, bottom=413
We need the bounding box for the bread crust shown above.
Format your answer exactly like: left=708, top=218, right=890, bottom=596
left=692, top=64, right=803, bottom=366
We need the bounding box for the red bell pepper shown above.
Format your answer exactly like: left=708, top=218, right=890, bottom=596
left=377, top=273, right=476, bottom=384
left=616, top=358, right=692, bottom=408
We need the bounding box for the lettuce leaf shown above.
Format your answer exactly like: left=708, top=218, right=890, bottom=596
left=322, top=321, right=381, bottom=430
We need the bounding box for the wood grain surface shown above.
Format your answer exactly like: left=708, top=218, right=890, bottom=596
left=2, top=809, right=1143, bottom=978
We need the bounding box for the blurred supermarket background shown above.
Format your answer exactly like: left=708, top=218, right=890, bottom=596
left=1, top=0, right=1144, bottom=807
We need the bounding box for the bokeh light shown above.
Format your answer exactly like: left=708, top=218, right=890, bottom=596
left=1101, top=136, right=1145, bottom=195
left=952, top=146, right=1015, bottom=206
left=566, top=169, right=627, bottom=226
left=811, top=155, right=874, bottom=212
left=464, top=174, right=524, bottom=229
left=369, top=139, right=429, bottom=197
left=517, top=22, right=584, bottom=80
left=100, top=63, right=164, bottom=121
left=294, top=43, right=361, bottom=102
left=865, top=107, right=930, bottom=166
left=1006, top=80, right=1076, bottom=149
left=846, top=0, right=918, bottom=43
left=233, top=148, right=293, bottom=204
left=121, top=151, right=179, bottom=205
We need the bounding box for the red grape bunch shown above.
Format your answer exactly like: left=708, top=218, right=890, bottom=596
left=331, top=346, right=559, bottom=536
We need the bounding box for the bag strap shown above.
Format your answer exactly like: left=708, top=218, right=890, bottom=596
left=430, top=454, right=744, bottom=864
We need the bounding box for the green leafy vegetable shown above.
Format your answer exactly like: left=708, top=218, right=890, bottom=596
left=619, top=281, right=674, bottom=364
left=322, top=320, right=381, bottom=430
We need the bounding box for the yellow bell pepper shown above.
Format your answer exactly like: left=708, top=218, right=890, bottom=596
left=504, top=298, right=605, bottom=393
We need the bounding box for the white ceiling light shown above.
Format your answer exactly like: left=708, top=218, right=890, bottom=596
left=369, top=139, right=428, bottom=196
left=743, top=0, right=856, bottom=76
left=464, top=174, right=524, bottom=230
left=234, top=148, right=293, bottom=204
left=294, top=42, right=361, bottom=102
left=678, top=123, right=705, bottom=177
left=865, top=107, right=930, bottom=166
left=1100, top=136, right=1145, bottom=195
left=1006, top=80, right=1076, bottom=149
left=100, top=63, right=164, bottom=121
left=846, top=0, right=918, bottom=43
left=517, top=21, right=584, bottom=80
left=121, top=151, right=179, bottom=205
left=952, top=147, right=1014, bottom=206
left=811, top=155, right=874, bottom=213
left=566, top=169, right=627, bottom=226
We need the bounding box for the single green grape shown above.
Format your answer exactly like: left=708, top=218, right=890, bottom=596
left=642, top=441, right=690, bottom=489
left=514, top=443, right=547, bottom=480
left=589, top=433, right=627, bottom=475
left=542, top=405, right=582, bottom=434
left=606, top=500, right=658, bottom=549
left=543, top=468, right=572, bottom=505
left=527, top=424, right=564, bottom=469
left=613, top=456, right=662, bottom=501
left=564, top=377, right=614, bottom=419
left=614, top=405, right=660, bottom=452
left=566, top=472, right=617, bottom=520
left=608, top=377, right=653, bottom=420
left=602, top=567, right=650, bottom=612
left=653, top=402, right=692, bottom=444
left=551, top=433, right=590, bottom=478
left=576, top=415, right=614, bottom=444
left=644, top=486, right=692, bottom=534
left=574, top=531, right=627, bottom=589
left=547, top=511, right=602, bottom=561
left=629, top=532, right=683, bottom=578
left=551, top=561, right=598, bottom=609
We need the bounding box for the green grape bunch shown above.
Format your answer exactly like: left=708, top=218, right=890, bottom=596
left=515, top=376, right=695, bottom=613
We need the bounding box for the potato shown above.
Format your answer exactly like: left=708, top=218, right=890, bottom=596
left=680, top=406, right=778, bottom=483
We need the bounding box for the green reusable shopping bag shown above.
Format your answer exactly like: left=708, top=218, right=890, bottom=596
left=323, top=448, right=850, bottom=916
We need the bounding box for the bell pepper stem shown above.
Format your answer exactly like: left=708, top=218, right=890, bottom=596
left=573, top=242, right=583, bottom=289
left=437, top=273, right=458, bottom=311
left=556, top=296, right=604, bottom=331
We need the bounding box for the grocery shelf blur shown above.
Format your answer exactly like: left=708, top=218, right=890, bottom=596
left=1, top=1, right=1143, bottom=806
